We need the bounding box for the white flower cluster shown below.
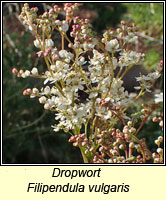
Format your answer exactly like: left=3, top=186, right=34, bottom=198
left=135, top=71, right=161, bottom=92
left=26, top=42, right=160, bottom=133
left=121, top=33, right=138, bottom=44
left=18, top=3, right=162, bottom=136
left=154, top=92, right=163, bottom=103
left=34, top=38, right=54, bottom=49
left=119, top=50, right=144, bottom=67
left=105, top=39, right=119, bottom=52
left=32, top=47, right=138, bottom=132
left=39, top=82, right=93, bottom=132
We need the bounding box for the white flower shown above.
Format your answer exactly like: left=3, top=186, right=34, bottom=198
left=154, top=92, right=163, bottom=103
left=50, top=65, right=56, bottom=71
left=44, top=86, right=51, bottom=95
left=47, top=98, right=54, bottom=107
left=90, top=50, right=104, bottom=65
left=44, top=103, right=51, bottom=110
left=53, top=126, right=60, bottom=132
left=123, top=34, right=138, bottom=43
left=65, top=58, right=71, bottom=63
left=59, top=50, right=74, bottom=60
left=59, top=50, right=68, bottom=58
left=105, top=39, right=119, bottom=52
left=31, top=67, right=38, bottom=75
left=135, top=71, right=161, bottom=92
left=136, top=75, right=151, bottom=82
left=29, top=26, right=33, bottom=31
left=148, top=71, right=161, bottom=80
left=60, top=21, right=69, bottom=32
left=104, top=110, right=112, bottom=120
left=45, top=39, right=54, bottom=48
left=157, top=148, right=163, bottom=154
left=89, top=91, right=98, bottom=99
left=24, top=70, right=30, bottom=77
left=39, top=96, right=47, bottom=104
left=119, top=50, right=144, bottom=67
left=32, top=88, right=39, bottom=94
left=34, top=39, right=42, bottom=48
left=76, top=57, right=87, bottom=65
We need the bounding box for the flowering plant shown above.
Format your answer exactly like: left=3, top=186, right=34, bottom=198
left=13, top=3, right=163, bottom=163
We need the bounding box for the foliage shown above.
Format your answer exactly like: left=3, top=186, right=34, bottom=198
left=122, top=3, right=163, bottom=72
left=123, top=3, right=163, bottom=38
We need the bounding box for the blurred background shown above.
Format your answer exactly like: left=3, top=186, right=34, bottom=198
left=2, top=3, right=163, bottom=164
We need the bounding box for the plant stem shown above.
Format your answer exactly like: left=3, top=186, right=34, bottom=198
left=135, top=104, right=155, bottom=136
left=80, top=148, right=89, bottom=163
left=61, top=32, right=64, bottom=50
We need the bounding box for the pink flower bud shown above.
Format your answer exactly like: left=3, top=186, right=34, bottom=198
left=68, top=136, right=75, bottom=142
left=81, top=141, right=86, bottom=146
left=32, top=88, right=39, bottom=94
left=36, top=51, right=43, bottom=57
left=160, top=60, right=163, bottom=66
left=12, top=68, right=18, bottom=74
left=84, top=34, right=88, bottom=40
left=159, top=120, right=163, bottom=128
left=152, top=117, right=158, bottom=122
left=123, top=126, right=129, bottom=134
left=76, top=24, right=81, bottom=30
left=44, top=103, right=51, bottom=110
left=22, top=88, right=31, bottom=95
left=84, top=18, right=89, bottom=23
left=121, top=20, right=126, bottom=25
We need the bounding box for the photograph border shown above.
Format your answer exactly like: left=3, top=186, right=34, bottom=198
left=1, top=0, right=165, bottom=166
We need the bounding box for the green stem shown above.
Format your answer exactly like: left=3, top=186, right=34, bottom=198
left=120, top=64, right=135, bottom=80
left=80, top=147, right=89, bottom=163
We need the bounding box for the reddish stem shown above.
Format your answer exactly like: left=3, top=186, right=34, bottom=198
left=136, top=105, right=155, bottom=136
left=125, top=150, right=128, bottom=159
left=113, top=111, right=126, bottom=126
left=129, top=148, right=133, bottom=158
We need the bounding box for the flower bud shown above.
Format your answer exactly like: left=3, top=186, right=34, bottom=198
left=152, top=116, right=158, bottom=122
left=152, top=152, right=158, bottom=159
left=45, top=39, right=54, bottom=48
left=159, top=120, right=163, bottom=128
left=129, top=142, right=135, bottom=149
left=123, top=126, right=128, bottom=134
left=34, top=39, right=42, bottom=48
left=121, top=20, right=126, bottom=25
left=32, top=88, right=39, bottom=94
left=127, top=121, right=132, bottom=127
left=31, top=67, right=38, bottom=75
left=44, top=86, right=51, bottom=95
left=22, top=88, right=31, bottom=95
left=105, top=39, right=119, bottom=52
left=154, top=139, right=160, bottom=146
left=61, top=22, right=69, bottom=32
left=119, top=144, right=124, bottom=150
left=157, top=148, right=163, bottom=154
left=39, top=96, right=47, bottom=104
left=12, top=67, right=18, bottom=74
left=158, top=136, right=163, bottom=143
left=129, top=127, right=136, bottom=134
left=44, top=103, right=51, bottom=110
left=154, top=157, right=160, bottom=163
left=50, top=65, right=56, bottom=71
left=24, top=70, right=30, bottom=77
